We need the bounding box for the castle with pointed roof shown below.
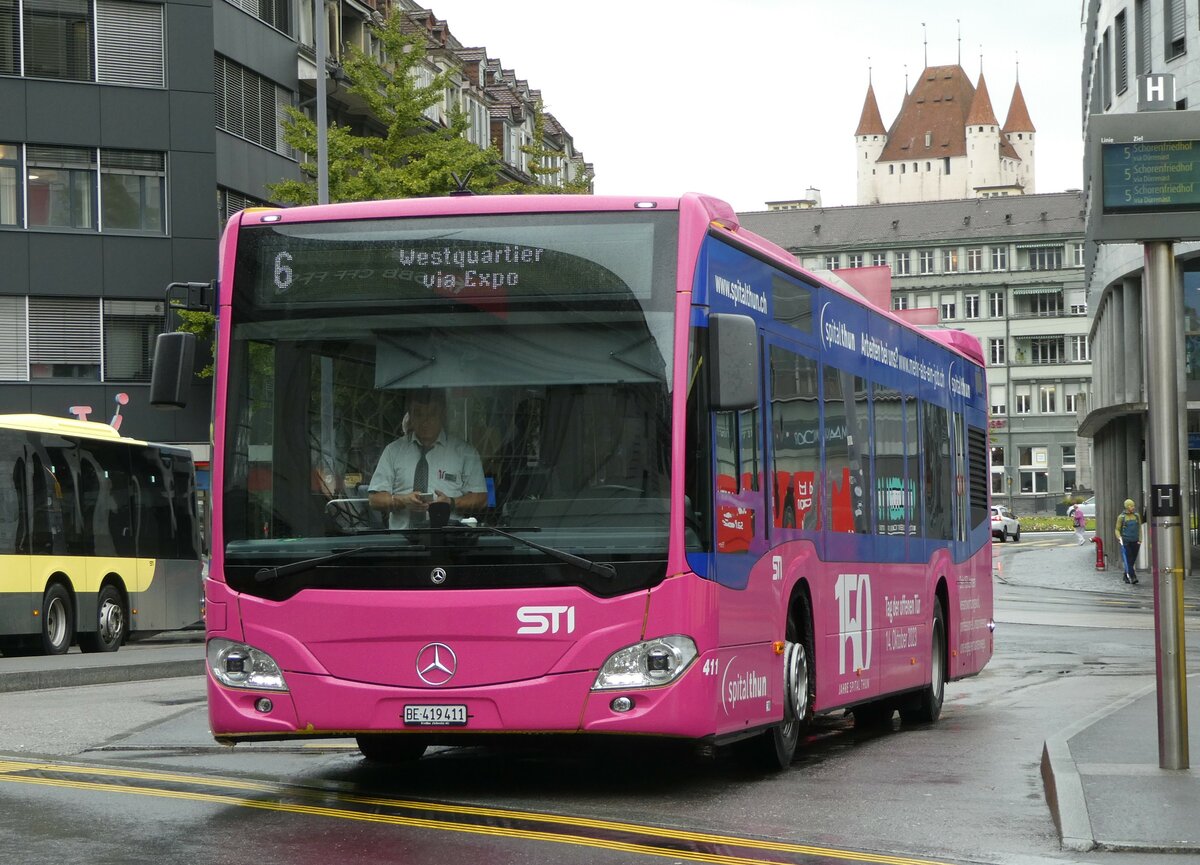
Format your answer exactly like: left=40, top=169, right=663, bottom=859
left=856, top=65, right=1035, bottom=204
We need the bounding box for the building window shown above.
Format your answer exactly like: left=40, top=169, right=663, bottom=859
left=989, top=291, right=1005, bottom=318
left=103, top=299, right=164, bottom=381
left=965, top=294, right=980, bottom=319
left=1115, top=10, right=1128, bottom=95
left=1102, top=27, right=1113, bottom=109
left=214, top=54, right=293, bottom=157
left=28, top=296, right=101, bottom=379
left=218, top=186, right=268, bottom=229
left=1065, top=391, right=1079, bottom=413
left=895, top=251, right=911, bottom=275
left=991, top=246, right=1008, bottom=270
left=940, top=295, right=956, bottom=320
left=1070, top=303, right=1088, bottom=315
left=1071, top=335, right=1090, bottom=361
left=26, top=145, right=96, bottom=230
left=1015, top=390, right=1032, bottom=414
left=1073, top=243, right=1085, bottom=266
left=8, top=0, right=163, bottom=85
left=872, top=252, right=886, bottom=267
left=1039, top=385, right=1057, bottom=413
left=919, top=250, right=935, bottom=274
left=100, top=150, right=165, bottom=233
left=990, top=386, right=1006, bottom=416
left=1027, top=246, right=1064, bottom=271
left=848, top=253, right=863, bottom=269
left=1135, top=0, right=1151, bottom=76
left=0, top=296, right=29, bottom=380
left=22, top=0, right=93, bottom=81
left=892, top=295, right=909, bottom=311
left=1029, top=337, right=1064, bottom=364
left=1027, top=292, right=1063, bottom=316
left=1019, top=446, right=1049, bottom=493
left=943, top=248, right=959, bottom=272
left=824, top=254, right=840, bottom=270
left=1164, top=0, right=1185, bottom=60
left=226, top=0, right=289, bottom=31
left=14, top=145, right=167, bottom=233
left=0, top=143, right=20, bottom=226
left=967, top=247, right=983, bottom=272
left=989, top=338, right=1006, bottom=365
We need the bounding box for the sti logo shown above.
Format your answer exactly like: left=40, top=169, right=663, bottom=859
left=516, top=605, right=576, bottom=635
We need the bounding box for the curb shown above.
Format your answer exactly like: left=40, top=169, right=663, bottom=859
left=0, top=660, right=204, bottom=694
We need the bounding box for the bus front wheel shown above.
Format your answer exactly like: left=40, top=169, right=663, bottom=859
left=40, top=583, right=74, bottom=656
left=750, top=601, right=812, bottom=770
left=79, top=584, right=126, bottom=653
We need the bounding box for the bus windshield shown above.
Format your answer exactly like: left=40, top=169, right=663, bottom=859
left=223, top=210, right=679, bottom=598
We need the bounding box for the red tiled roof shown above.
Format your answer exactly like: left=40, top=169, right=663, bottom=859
left=965, top=73, right=999, bottom=125
left=878, top=65, right=976, bottom=161
left=1003, top=81, right=1036, bottom=133
left=855, top=84, right=886, bottom=136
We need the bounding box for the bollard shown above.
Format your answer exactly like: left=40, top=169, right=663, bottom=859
left=1091, top=535, right=1106, bottom=570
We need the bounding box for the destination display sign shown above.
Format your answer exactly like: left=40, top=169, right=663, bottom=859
left=1086, top=111, right=1200, bottom=242
left=1101, top=139, right=1200, bottom=213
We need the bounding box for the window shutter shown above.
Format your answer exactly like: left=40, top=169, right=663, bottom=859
left=0, top=0, right=17, bottom=76
left=96, top=0, right=163, bottom=86
left=0, top=295, right=28, bottom=380
left=1167, top=0, right=1185, bottom=42
left=28, top=297, right=101, bottom=365
left=103, top=299, right=162, bottom=381
left=1115, top=13, right=1128, bottom=93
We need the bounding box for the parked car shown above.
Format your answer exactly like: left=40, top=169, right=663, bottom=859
left=991, top=505, right=1021, bottom=542
left=1068, top=496, right=1096, bottom=519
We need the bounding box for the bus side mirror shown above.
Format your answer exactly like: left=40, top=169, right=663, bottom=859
left=150, top=332, right=196, bottom=409
left=708, top=313, right=759, bottom=411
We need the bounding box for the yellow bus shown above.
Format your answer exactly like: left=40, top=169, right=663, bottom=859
left=0, top=414, right=202, bottom=655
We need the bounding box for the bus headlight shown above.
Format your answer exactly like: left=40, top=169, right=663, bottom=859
left=592, top=635, right=698, bottom=690
left=207, top=638, right=289, bottom=691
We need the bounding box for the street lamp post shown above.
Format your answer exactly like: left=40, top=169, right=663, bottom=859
left=313, top=0, right=329, bottom=205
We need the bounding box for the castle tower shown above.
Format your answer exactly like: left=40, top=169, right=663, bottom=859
left=855, top=83, right=887, bottom=205
left=964, top=72, right=1003, bottom=194
left=1003, top=80, right=1036, bottom=193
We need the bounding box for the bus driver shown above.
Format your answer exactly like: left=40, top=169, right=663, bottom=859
left=368, top=389, right=488, bottom=528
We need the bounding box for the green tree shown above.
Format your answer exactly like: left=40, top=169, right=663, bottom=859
left=270, top=10, right=504, bottom=204
left=495, top=100, right=593, bottom=195
left=175, top=309, right=216, bottom=378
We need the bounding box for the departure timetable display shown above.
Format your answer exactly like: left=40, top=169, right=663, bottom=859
left=1102, top=139, right=1200, bottom=213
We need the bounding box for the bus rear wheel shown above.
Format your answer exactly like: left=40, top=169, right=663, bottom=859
left=40, top=583, right=74, bottom=656
left=900, top=597, right=945, bottom=725
left=356, top=735, right=428, bottom=764
left=79, top=585, right=126, bottom=653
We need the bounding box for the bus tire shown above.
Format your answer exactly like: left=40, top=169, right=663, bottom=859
left=355, top=735, right=427, bottom=764
left=750, top=598, right=812, bottom=770
left=900, top=597, right=945, bottom=725
left=79, top=584, right=126, bottom=653
left=40, top=583, right=74, bottom=656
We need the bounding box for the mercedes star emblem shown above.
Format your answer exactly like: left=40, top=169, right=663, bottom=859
left=415, top=642, right=457, bottom=686
left=430, top=567, right=447, bottom=585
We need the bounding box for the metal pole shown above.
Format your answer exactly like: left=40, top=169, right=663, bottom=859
left=314, top=0, right=329, bottom=205
left=1143, top=239, right=1189, bottom=770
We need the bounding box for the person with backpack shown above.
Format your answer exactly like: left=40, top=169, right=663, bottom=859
left=1115, top=498, right=1141, bottom=584
left=1072, top=502, right=1087, bottom=545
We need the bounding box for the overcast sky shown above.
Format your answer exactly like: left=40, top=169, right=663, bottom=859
left=423, top=0, right=1087, bottom=212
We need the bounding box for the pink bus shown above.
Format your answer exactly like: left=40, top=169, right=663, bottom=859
left=155, top=193, right=994, bottom=768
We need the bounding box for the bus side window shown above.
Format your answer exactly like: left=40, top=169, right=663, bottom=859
left=769, top=344, right=818, bottom=531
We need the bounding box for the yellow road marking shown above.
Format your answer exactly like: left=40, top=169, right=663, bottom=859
left=0, top=758, right=955, bottom=865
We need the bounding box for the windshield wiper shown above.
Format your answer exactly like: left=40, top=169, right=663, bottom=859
left=254, top=544, right=418, bottom=582
left=445, top=524, right=616, bottom=579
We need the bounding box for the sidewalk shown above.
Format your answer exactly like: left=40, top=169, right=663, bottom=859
left=1005, top=532, right=1200, bottom=852
left=0, top=628, right=203, bottom=694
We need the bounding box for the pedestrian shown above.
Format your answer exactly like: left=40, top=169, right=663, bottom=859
left=1073, top=502, right=1087, bottom=545
left=1114, top=498, right=1141, bottom=584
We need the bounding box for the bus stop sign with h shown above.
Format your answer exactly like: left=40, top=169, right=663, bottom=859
left=1086, top=74, right=1195, bottom=769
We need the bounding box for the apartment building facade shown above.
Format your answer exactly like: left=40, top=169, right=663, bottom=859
left=1081, top=0, right=1200, bottom=563
left=1, top=0, right=588, bottom=447
left=740, top=192, right=1092, bottom=514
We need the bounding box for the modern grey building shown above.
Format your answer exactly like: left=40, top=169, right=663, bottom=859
left=1081, top=0, right=1200, bottom=567
left=740, top=192, right=1092, bottom=514
left=0, top=0, right=588, bottom=451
